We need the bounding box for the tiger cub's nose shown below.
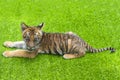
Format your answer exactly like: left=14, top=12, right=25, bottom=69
left=27, top=47, right=35, bottom=51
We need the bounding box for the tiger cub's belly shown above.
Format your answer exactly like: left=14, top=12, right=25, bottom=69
left=37, top=39, right=73, bottom=55
left=38, top=49, right=64, bottom=55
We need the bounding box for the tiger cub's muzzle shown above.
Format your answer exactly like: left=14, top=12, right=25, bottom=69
left=27, top=47, right=36, bottom=51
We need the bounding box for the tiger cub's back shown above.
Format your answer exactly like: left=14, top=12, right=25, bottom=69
left=39, top=32, right=115, bottom=55
left=39, top=32, right=83, bottom=55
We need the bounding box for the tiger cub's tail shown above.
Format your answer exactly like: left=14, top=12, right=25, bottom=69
left=86, top=44, right=115, bottom=53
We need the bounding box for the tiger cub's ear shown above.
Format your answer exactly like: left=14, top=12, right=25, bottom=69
left=37, top=22, right=44, bottom=29
left=21, top=22, right=28, bottom=31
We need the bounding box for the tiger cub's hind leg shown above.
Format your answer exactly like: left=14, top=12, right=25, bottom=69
left=65, top=31, right=76, bottom=36
left=63, top=52, right=85, bottom=59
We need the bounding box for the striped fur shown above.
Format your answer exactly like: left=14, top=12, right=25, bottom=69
left=3, top=23, right=115, bottom=59
left=85, top=44, right=115, bottom=53
left=22, top=23, right=115, bottom=55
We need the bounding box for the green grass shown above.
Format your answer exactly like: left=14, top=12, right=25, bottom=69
left=0, top=0, right=120, bottom=80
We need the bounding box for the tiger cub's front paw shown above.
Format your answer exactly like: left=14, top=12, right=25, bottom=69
left=3, top=51, right=13, bottom=57
left=3, top=41, right=14, bottom=48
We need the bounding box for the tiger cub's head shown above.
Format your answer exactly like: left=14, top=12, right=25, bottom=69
left=21, top=22, right=44, bottom=51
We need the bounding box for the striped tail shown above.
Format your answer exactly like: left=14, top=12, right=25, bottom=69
left=86, top=45, right=115, bottom=53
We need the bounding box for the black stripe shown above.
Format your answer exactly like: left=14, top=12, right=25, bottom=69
left=53, top=36, right=60, bottom=55
left=54, top=47, right=59, bottom=54
left=98, top=49, right=101, bottom=52
left=47, top=46, right=51, bottom=54
left=92, top=49, right=94, bottom=53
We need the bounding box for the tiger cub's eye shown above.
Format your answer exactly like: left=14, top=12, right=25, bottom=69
left=34, top=38, right=38, bottom=42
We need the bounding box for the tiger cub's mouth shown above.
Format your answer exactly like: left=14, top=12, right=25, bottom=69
left=27, top=47, right=36, bottom=51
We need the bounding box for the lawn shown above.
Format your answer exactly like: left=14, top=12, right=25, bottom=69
left=0, top=0, right=120, bottom=80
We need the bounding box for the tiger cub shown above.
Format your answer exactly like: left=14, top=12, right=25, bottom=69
left=3, top=23, right=115, bottom=59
